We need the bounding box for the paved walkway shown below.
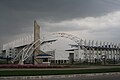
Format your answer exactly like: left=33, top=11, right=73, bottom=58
left=42, top=74, right=120, bottom=80
left=0, top=72, right=120, bottom=80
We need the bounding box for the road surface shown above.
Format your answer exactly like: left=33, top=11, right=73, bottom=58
left=42, top=74, right=120, bottom=80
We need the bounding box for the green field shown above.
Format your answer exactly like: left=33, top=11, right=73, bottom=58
left=0, top=68, right=120, bottom=77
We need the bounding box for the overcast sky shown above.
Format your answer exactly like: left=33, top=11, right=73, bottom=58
left=1, top=0, right=120, bottom=50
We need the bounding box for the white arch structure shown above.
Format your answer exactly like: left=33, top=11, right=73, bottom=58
left=11, top=32, right=120, bottom=64
left=12, top=38, right=57, bottom=64
left=12, top=39, right=41, bottom=64
left=52, top=33, right=120, bottom=62
left=52, top=33, right=82, bottom=44
left=52, top=33, right=83, bottom=61
left=11, top=32, right=83, bottom=64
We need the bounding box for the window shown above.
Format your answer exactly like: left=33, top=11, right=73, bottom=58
left=9, top=54, right=12, bottom=56
left=43, top=58, right=48, bottom=62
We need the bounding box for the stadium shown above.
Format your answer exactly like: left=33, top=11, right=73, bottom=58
left=1, top=20, right=120, bottom=65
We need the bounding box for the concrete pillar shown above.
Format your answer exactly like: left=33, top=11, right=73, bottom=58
left=118, top=49, right=120, bottom=60
left=34, top=20, right=40, bottom=51
left=33, top=20, right=41, bottom=64
left=63, top=60, right=64, bottom=64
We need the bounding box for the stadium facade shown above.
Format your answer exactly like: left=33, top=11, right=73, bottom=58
left=1, top=21, right=120, bottom=64
left=2, top=34, right=120, bottom=64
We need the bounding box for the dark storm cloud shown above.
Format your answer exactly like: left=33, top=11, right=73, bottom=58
left=1, top=0, right=120, bottom=20
left=0, top=0, right=120, bottom=49
left=0, top=0, right=119, bottom=34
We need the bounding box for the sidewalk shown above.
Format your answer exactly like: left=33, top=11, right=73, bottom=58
left=0, top=72, right=120, bottom=80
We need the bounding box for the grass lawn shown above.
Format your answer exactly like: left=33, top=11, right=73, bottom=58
left=0, top=68, right=120, bottom=77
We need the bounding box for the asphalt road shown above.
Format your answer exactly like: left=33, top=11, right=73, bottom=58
left=42, top=74, right=120, bottom=80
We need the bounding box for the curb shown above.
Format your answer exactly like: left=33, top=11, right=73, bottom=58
left=0, top=72, right=120, bottom=80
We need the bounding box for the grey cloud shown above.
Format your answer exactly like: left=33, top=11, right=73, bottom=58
left=42, top=25, right=89, bottom=32
left=86, top=26, right=120, bottom=43
left=0, top=0, right=120, bottom=50
left=1, top=0, right=119, bottom=21
left=40, top=20, right=90, bottom=32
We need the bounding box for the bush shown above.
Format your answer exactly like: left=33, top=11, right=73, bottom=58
left=0, top=64, right=71, bottom=68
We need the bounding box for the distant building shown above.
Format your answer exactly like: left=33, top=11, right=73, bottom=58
left=66, top=45, right=120, bottom=63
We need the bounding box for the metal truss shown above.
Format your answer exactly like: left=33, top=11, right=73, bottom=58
left=11, top=39, right=57, bottom=64
left=52, top=33, right=82, bottom=44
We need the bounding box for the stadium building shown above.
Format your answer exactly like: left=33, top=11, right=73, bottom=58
left=1, top=21, right=120, bottom=65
